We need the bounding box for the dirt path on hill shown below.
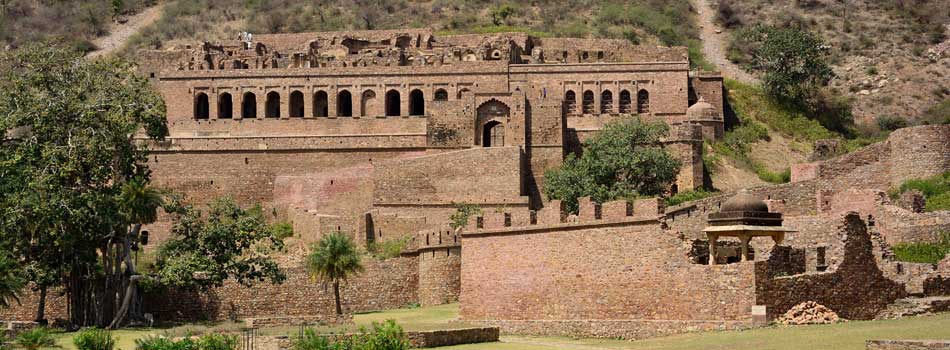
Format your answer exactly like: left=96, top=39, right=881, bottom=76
left=88, top=2, right=166, bottom=58
left=691, top=0, right=758, bottom=84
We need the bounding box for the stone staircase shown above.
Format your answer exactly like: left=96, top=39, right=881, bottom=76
left=876, top=296, right=950, bottom=319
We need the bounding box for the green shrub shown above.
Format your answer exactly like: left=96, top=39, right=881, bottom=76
left=74, top=329, right=115, bottom=350
left=197, top=334, right=237, bottom=350
left=892, top=232, right=950, bottom=264
left=292, top=320, right=409, bottom=350
left=895, top=171, right=950, bottom=212
left=271, top=221, right=295, bottom=239
left=666, top=190, right=719, bottom=207
left=755, top=166, right=791, bottom=184
left=366, top=237, right=410, bottom=260
left=15, top=328, right=56, bottom=350
left=875, top=116, right=908, bottom=131
left=449, top=204, right=482, bottom=229
left=135, top=334, right=234, bottom=350
left=360, top=320, right=409, bottom=350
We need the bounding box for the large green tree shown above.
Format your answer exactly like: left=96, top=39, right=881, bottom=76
left=152, top=197, right=288, bottom=291
left=544, top=116, right=681, bottom=213
left=0, top=252, right=26, bottom=308
left=306, top=232, right=363, bottom=316
left=0, top=42, right=167, bottom=327
left=741, top=24, right=834, bottom=103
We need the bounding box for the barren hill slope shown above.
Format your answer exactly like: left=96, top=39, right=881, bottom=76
left=712, top=0, right=949, bottom=126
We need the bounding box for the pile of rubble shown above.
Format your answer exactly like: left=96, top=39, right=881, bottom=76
left=777, top=301, right=841, bottom=325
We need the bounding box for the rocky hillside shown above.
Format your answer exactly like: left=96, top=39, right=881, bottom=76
left=715, top=0, right=949, bottom=127
left=0, top=0, right=156, bottom=52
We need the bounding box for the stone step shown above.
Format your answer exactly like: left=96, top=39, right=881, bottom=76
left=876, top=296, right=950, bottom=320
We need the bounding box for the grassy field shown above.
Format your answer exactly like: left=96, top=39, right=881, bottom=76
left=50, top=304, right=950, bottom=350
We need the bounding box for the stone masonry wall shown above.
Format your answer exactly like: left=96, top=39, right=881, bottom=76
left=460, top=211, right=756, bottom=339
left=754, top=213, right=906, bottom=320
left=143, top=259, right=418, bottom=322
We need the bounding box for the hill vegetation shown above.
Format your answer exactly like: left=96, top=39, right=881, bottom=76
left=715, top=0, right=949, bottom=127
left=0, top=0, right=155, bottom=52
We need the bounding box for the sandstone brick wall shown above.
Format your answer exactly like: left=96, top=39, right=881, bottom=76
left=372, top=146, right=526, bottom=205
left=754, top=213, right=906, bottom=320
left=417, top=246, right=461, bottom=306
left=866, top=340, right=950, bottom=350
left=888, top=125, right=950, bottom=188
left=143, top=259, right=418, bottom=322
left=459, top=217, right=757, bottom=339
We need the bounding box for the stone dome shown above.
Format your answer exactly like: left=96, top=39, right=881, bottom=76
left=720, top=190, right=769, bottom=213
left=686, top=97, right=721, bottom=120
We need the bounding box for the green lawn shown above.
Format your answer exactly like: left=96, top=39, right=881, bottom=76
left=50, top=304, right=950, bottom=350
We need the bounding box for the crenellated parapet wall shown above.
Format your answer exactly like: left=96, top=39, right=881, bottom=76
left=412, top=225, right=462, bottom=306
left=460, top=197, right=665, bottom=234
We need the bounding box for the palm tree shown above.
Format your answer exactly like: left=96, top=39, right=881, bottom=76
left=0, top=252, right=26, bottom=308
left=306, top=232, right=364, bottom=316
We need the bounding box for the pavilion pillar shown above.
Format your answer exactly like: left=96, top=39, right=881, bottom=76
left=708, top=234, right=718, bottom=266
left=739, top=234, right=751, bottom=262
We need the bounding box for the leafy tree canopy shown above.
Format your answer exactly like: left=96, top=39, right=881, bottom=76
left=544, top=116, right=681, bottom=213
left=0, top=42, right=167, bottom=326
left=0, top=252, right=26, bottom=308
left=741, top=24, right=834, bottom=103
left=152, top=197, right=288, bottom=290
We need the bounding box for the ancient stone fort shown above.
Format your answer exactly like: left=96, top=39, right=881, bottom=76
left=3, top=28, right=949, bottom=339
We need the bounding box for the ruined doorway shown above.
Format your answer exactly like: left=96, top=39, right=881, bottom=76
left=385, top=90, right=400, bottom=116
left=475, top=100, right=510, bottom=147
left=337, top=90, right=352, bottom=117
left=483, top=121, right=505, bottom=147
left=637, top=89, right=650, bottom=114
left=565, top=90, right=577, bottom=115
left=265, top=91, right=280, bottom=118
left=361, top=90, right=377, bottom=117
left=313, top=91, right=328, bottom=117
left=242, top=92, right=257, bottom=118
left=582, top=90, right=594, bottom=114
left=619, top=90, right=632, bottom=114
left=409, top=89, right=425, bottom=116
left=195, top=93, right=209, bottom=120
left=218, top=93, right=232, bottom=119
left=289, top=91, right=304, bottom=118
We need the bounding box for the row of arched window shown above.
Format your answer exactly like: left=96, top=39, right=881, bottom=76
left=194, top=88, right=458, bottom=120
left=564, top=89, right=649, bottom=115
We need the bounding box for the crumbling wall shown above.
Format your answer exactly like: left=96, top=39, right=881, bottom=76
left=754, top=213, right=906, bottom=320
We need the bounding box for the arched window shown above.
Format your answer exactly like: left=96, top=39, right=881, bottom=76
left=313, top=91, right=328, bottom=117
left=289, top=91, right=304, bottom=118
left=434, top=89, right=448, bottom=101
left=601, top=90, right=613, bottom=114
left=361, top=90, right=377, bottom=117
left=619, top=90, right=632, bottom=114
left=637, top=89, right=650, bottom=114
left=409, top=89, right=424, bottom=116
left=582, top=90, right=594, bottom=114
left=242, top=92, right=257, bottom=119
left=483, top=121, right=504, bottom=147
left=218, top=93, right=232, bottom=119
left=565, top=90, right=577, bottom=115
left=337, top=90, right=352, bottom=117
left=385, top=90, right=400, bottom=116
left=194, top=93, right=209, bottom=120
left=265, top=91, right=280, bottom=118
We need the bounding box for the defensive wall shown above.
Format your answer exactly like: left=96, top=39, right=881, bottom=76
left=458, top=195, right=911, bottom=338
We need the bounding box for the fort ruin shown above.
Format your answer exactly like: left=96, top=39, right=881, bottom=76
left=2, top=28, right=949, bottom=340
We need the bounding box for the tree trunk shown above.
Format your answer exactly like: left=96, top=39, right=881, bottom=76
left=108, top=224, right=141, bottom=328
left=333, top=280, right=342, bottom=316
left=34, top=287, right=47, bottom=324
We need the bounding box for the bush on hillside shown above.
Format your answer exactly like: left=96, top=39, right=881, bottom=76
left=876, top=116, right=908, bottom=131
left=665, top=189, right=719, bottom=207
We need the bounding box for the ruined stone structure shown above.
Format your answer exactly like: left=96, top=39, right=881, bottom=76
left=3, top=28, right=948, bottom=341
